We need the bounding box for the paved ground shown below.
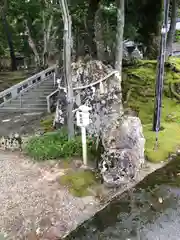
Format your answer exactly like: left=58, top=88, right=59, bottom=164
left=0, top=152, right=97, bottom=239
left=65, top=157, right=180, bottom=240
left=0, top=112, right=45, bottom=137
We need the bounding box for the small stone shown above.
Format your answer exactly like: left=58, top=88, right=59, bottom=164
left=54, top=222, right=67, bottom=232
left=41, top=170, right=65, bottom=182
left=73, top=159, right=83, bottom=168
left=25, top=231, right=38, bottom=240
left=43, top=226, right=64, bottom=240
left=2, top=119, right=11, bottom=123
left=39, top=217, right=52, bottom=229
left=36, top=228, right=41, bottom=235
left=158, top=197, right=163, bottom=203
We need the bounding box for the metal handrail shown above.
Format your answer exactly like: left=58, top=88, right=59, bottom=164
left=0, top=65, right=57, bottom=107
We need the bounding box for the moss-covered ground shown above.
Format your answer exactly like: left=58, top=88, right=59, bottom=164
left=60, top=170, right=100, bottom=197
left=40, top=114, right=54, bottom=132
left=0, top=71, right=29, bottom=92
left=123, top=57, right=180, bottom=162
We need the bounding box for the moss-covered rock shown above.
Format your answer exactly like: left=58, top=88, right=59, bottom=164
left=123, top=58, right=180, bottom=162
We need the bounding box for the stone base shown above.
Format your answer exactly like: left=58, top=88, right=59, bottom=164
left=100, top=116, right=145, bottom=187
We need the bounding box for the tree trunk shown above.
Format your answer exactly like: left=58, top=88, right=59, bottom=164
left=145, top=35, right=161, bottom=59
left=25, top=20, right=41, bottom=68
left=59, top=0, right=74, bottom=139
left=43, top=11, right=53, bottom=68
left=42, top=10, right=47, bottom=68
left=167, top=0, right=177, bottom=55
left=138, top=0, right=162, bottom=59
left=1, top=12, right=17, bottom=71
left=85, top=0, right=99, bottom=58
left=95, top=7, right=105, bottom=61
left=115, top=0, right=124, bottom=74
left=114, top=0, right=124, bottom=115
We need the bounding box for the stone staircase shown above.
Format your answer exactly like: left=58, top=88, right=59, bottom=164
left=0, top=65, right=58, bottom=113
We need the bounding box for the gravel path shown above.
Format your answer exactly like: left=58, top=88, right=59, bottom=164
left=0, top=152, right=98, bottom=240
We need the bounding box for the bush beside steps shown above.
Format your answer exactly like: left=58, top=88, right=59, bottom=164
left=24, top=129, right=97, bottom=161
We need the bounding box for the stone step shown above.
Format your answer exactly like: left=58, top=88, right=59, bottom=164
left=11, top=99, right=47, bottom=104
left=37, top=83, right=55, bottom=88
left=29, top=89, right=53, bottom=93
left=9, top=103, right=47, bottom=108
left=0, top=107, right=46, bottom=113
left=31, top=87, right=54, bottom=93
left=20, top=90, right=53, bottom=98
left=41, top=82, right=56, bottom=86
left=6, top=101, right=47, bottom=108
left=0, top=71, right=58, bottom=114
left=15, top=89, right=51, bottom=99
left=20, top=95, right=47, bottom=100
left=21, top=85, right=54, bottom=93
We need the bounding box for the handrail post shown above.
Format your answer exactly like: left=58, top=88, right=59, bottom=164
left=46, top=95, right=51, bottom=113
left=53, top=72, right=56, bottom=87
left=20, top=92, right=22, bottom=108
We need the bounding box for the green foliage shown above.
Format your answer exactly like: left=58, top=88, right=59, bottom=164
left=144, top=123, right=180, bottom=162
left=60, top=170, right=98, bottom=197
left=0, top=0, right=62, bottom=64
left=123, top=59, right=180, bottom=162
left=175, top=30, right=180, bottom=42
left=0, top=0, right=163, bottom=65
left=25, top=130, right=79, bottom=160
left=25, top=130, right=97, bottom=161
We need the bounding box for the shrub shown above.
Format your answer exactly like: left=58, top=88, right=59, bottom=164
left=24, top=129, right=97, bottom=161
left=175, top=30, right=180, bottom=42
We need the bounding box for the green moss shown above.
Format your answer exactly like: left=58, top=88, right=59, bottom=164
left=123, top=59, right=180, bottom=162
left=0, top=71, right=28, bottom=92
left=60, top=170, right=98, bottom=197
left=40, top=114, right=54, bottom=132
left=143, top=123, right=180, bottom=162
left=60, top=159, right=72, bottom=169
left=167, top=57, right=180, bottom=71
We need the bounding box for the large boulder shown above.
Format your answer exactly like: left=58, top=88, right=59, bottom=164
left=99, top=116, right=145, bottom=187
left=54, top=60, right=145, bottom=187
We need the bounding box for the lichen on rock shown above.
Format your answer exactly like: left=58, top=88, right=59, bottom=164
left=100, top=116, right=145, bottom=187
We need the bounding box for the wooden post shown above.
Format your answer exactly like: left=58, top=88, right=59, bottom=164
left=59, top=0, right=74, bottom=139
